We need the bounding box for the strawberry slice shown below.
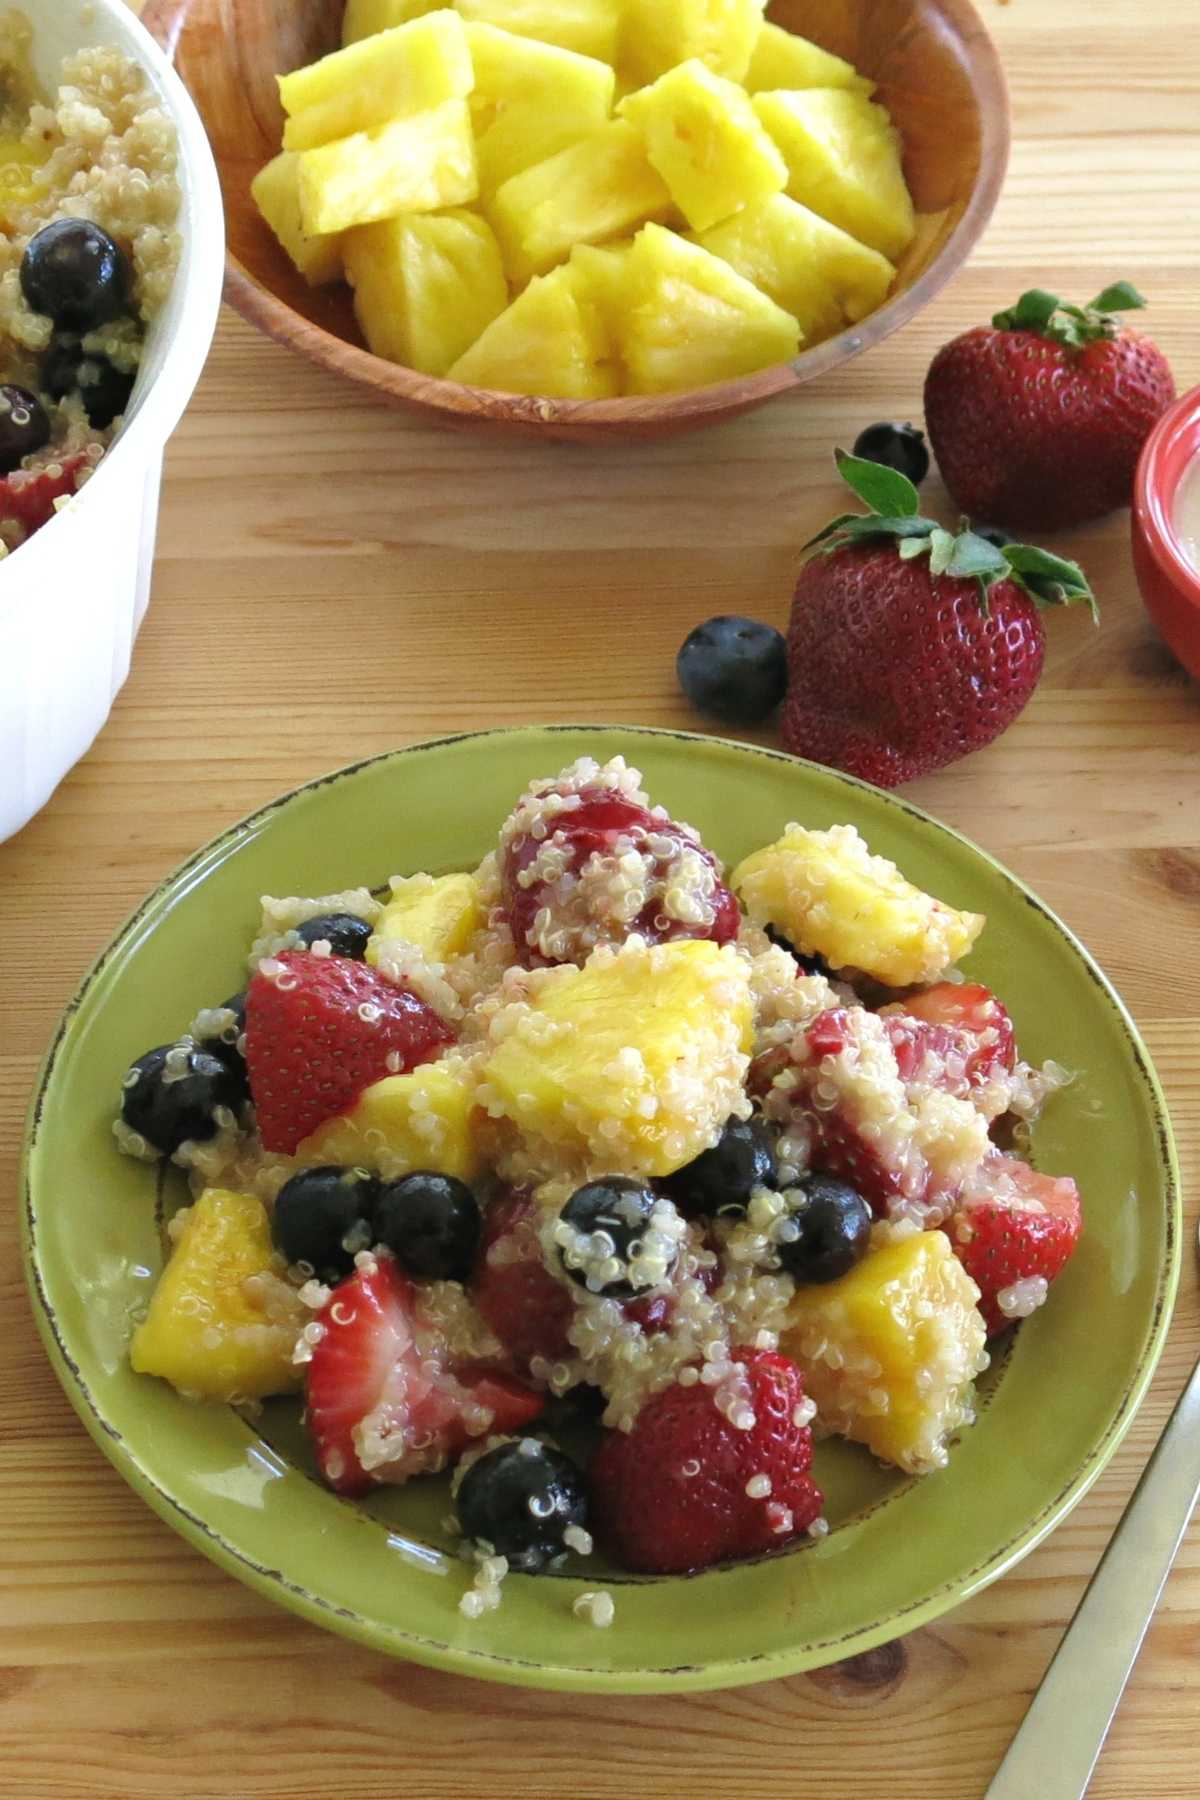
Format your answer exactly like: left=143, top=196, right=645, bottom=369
left=306, top=1256, right=544, bottom=1496
left=0, top=450, right=90, bottom=544
left=245, top=950, right=455, bottom=1154
left=470, top=1192, right=576, bottom=1375
left=880, top=983, right=1016, bottom=1091
left=947, top=1154, right=1081, bottom=1335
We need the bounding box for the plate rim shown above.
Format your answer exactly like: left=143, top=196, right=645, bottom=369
left=20, top=724, right=1183, bottom=1692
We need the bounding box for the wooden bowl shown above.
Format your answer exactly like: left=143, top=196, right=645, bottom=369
left=141, top=0, right=1010, bottom=443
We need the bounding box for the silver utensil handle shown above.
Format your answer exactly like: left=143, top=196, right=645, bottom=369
left=986, top=1357, right=1200, bottom=1800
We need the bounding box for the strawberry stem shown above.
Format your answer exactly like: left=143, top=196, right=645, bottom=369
left=991, top=282, right=1147, bottom=351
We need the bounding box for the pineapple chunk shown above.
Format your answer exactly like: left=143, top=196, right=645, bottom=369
left=344, top=209, right=507, bottom=376
left=744, top=23, right=873, bottom=96
left=620, top=0, right=766, bottom=87
left=569, top=239, right=633, bottom=337
left=488, top=119, right=669, bottom=284
left=697, top=192, right=894, bottom=345
left=456, top=0, right=622, bottom=65
left=449, top=262, right=619, bottom=397
left=732, top=823, right=985, bottom=987
left=753, top=89, right=915, bottom=262
left=297, top=99, right=478, bottom=235
left=343, top=0, right=442, bottom=44
left=619, top=59, right=786, bottom=233
left=367, top=871, right=485, bottom=963
left=466, top=23, right=615, bottom=197
left=621, top=223, right=800, bottom=395
left=130, top=1189, right=305, bottom=1403
left=294, top=1061, right=482, bottom=1182
left=482, top=938, right=753, bottom=1178
left=280, top=12, right=474, bottom=153
left=251, top=152, right=345, bottom=286
left=783, top=1228, right=987, bottom=1473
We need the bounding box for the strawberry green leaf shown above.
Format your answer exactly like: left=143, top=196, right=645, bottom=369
left=944, top=531, right=1011, bottom=581
left=834, top=447, right=920, bottom=520
left=993, top=282, right=1147, bottom=352
left=1001, top=544, right=1099, bottom=619
left=993, top=289, right=1060, bottom=333
left=928, top=527, right=956, bottom=578
left=1087, top=281, right=1146, bottom=313
left=898, top=534, right=929, bottom=560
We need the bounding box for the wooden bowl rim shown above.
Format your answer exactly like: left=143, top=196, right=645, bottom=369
left=142, top=0, right=1010, bottom=432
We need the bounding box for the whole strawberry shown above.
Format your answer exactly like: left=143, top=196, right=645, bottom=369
left=782, top=451, right=1096, bottom=787
left=924, top=283, right=1175, bottom=532
left=589, top=1349, right=823, bottom=1573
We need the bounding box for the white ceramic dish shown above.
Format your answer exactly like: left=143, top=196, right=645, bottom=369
left=0, top=0, right=224, bottom=846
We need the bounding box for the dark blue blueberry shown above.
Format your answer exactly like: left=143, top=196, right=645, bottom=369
left=21, top=219, right=132, bottom=331
left=676, top=614, right=788, bottom=725
left=0, top=384, right=49, bottom=473
left=194, top=991, right=246, bottom=1073
left=120, top=1043, right=244, bottom=1157
left=41, top=336, right=135, bottom=428
left=775, top=1174, right=872, bottom=1285
left=558, top=1177, right=668, bottom=1298
left=271, top=1166, right=380, bottom=1279
left=664, top=1116, right=778, bottom=1220
left=293, top=913, right=373, bottom=958
left=372, top=1171, right=481, bottom=1283
left=455, top=1439, right=589, bottom=1572
left=852, top=421, right=930, bottom=486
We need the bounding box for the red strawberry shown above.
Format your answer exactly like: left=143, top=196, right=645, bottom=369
left=925, top=283, right=1175, bottom=533
left=947, top=1155, right=1082, bottom=1335
left=500, top=780, right=740, bottom=968
left=880, top=982, right=1016, bottom=1091
left=306, top=1255, right=543, bottom=1496
left=590, top=1350, right=823, bottom=1573
left=782, top=451, right=1096, bottom=787
left=0, top=450, right=90, bottom=543
left=245, top=950, right=454, bottom=1154
left=470, top=1192, right=577, bottom=1375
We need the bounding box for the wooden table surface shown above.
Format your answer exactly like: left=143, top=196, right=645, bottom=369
left=4, top=2, right=1200, bottom=1795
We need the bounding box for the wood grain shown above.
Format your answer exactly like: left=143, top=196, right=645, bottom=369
left=2, top=1, right=1200, bottom=1795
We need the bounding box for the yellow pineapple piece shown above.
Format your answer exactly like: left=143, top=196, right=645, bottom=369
left=569, top=239, right=633, bottom=340
left=294, top=1061, right=482, bottom=1182
left=488, top=118, right=669, bottom=284
left=744, top=22, right=873, bottom=96
left=753, top=88, right=915, bottom=261
left=297, top=99, right=478, bottom=235
left=456, top=0, right=622, bottom=65
left=280, top=12, right=474, bottom=153
left=482, top=938, right=753, bottom=1178
left=367, top=871, right=486, bottom=963
left=697, top=192, right=894, bottom=345
left=251, top=152, right=344, bottom=286
left=130, top=1190, right=305, bottom=1403
left=620, top=0, right=766, bottom=87
left=619, top=59, right=786, bottom=233
left=783, top=1228, right=987, bottom=1474
left=344, top=209, right=507, bottom=376
left=0, top=136, right=45, bottom=230
left=343, top=0, right=442, bottom=44
left=732, top=823, right=984, bottom=987
left=466, top=22, right=615, bottom=197
left=621, top=223, right=800, bottom=395
left=449, top=262, right=619, bottom=397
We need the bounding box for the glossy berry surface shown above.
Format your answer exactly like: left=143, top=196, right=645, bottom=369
left=372, top=1171, right=481, bottom=1283
left=775, top=1174, right=872, bottom=1284
left=195, top=991, right=246, bottom=1071
left=293, top=912, right=373, bottom=958
left=664, top=1116, right=778, bottom=1219
left=272, top=1165, right=379, bottom=1280
left=851, top=421, right=930, bottom=485
left=41, top=337, right=135, bottom=428
left=558, top=1178, right=671, bottom=1298
left=0, top=384, right=49, bottom=473
left=455, top=1438, right=588, bottom=1572
left=120, top=1043, right=245, bottom=1156
left=21, top=219, right=131, bottom=330
left=676, top=615, right=788, bottom=725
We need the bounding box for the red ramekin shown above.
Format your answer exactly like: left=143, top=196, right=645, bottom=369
left=1132, top=384, right=1200, bottom=680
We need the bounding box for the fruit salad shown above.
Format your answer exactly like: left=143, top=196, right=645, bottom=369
left=0, top=11, right=181, bottom=556
left=250, top=4, right=913, bottom=398
left=115, top=756, right=1081, bottom=1606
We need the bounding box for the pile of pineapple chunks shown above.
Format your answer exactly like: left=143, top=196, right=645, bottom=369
left=251, top=0, right=916, bottom=398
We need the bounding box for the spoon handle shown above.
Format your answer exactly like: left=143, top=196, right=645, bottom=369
left=986, top=1356, right=1200, bottom=1800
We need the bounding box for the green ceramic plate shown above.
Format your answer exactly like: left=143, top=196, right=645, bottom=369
left=22, top=727, right=1180, bottom=1692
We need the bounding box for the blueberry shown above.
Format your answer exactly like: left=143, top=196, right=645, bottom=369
left=194, top=991, right=246, bottom=1072
left=455, top=1438, right=588, bottom=1572
left=663, top=1116, right=778, bottom=1220
left=293, top=913, right=373, bottom=959
left=272, top=1166, right=380, bottom=1280
left=676, top=615, right=788, bottom=726
left=41, top=336, right=135, bottom=429
left=120, top=1043, right=245, bottom=1157
left=851, top=421, right=930, bottom=486
left=372, top=1171, right=481, bottom=1283
left=0, top=384, right=49, bottom=473
left=557, top=1178, right=677, bottom=1298
left=775, top=1174, right=872, bottom=1285
left=21, top=220, right=132, bottom=332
